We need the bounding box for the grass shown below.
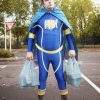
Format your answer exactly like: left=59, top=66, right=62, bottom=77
left=0, top=49, right=15, bottom=58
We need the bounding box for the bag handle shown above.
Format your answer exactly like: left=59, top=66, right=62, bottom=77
left=68, top=57, right=77, bottom=65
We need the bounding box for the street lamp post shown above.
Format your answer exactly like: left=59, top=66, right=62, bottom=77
left=9, top=29, right=12, bottom=53
left=4, top=21, right=7, bottom=50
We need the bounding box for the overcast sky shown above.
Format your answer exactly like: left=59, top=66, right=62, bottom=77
left=92, top=0, right=100, bottom=4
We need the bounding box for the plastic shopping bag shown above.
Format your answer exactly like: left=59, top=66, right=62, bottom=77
left=19, top=60, right=39, bottom=88
left=63, top=57, right=82, bottom=87
left=63, top=59, right=68, bottom=81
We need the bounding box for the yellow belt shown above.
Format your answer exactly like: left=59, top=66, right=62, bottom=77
left=35, top=43, right=63, bottom=54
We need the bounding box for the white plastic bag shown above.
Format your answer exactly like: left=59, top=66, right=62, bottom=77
left=63, top=57, right=82, bottom=87
left=19, top=60, right=39, bottom=88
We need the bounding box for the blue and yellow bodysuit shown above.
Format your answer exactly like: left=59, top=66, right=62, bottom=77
left=27, top=12, right=75, bottom=95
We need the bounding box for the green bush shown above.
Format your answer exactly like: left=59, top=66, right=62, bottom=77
left=0, top=49, right=15, bottom=58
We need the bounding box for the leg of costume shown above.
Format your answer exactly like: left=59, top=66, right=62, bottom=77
left=37, top=50, right=50, bottom=95
left=51, top=51, right=68, bottom=91
left=37, top=49, right=68, bottom=96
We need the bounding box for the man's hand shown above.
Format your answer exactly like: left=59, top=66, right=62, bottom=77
left=68, top=50, right=76, bottom=57
left=26, top=52, right=34, bottom=60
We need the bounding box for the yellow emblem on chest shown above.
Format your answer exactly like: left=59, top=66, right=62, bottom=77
left=44, top=19, right=58, bottom=30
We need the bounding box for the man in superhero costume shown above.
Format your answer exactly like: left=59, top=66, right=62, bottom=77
left=26, top=0, right=78, bottom=100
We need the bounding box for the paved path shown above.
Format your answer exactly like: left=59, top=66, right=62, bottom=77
left=0, top=49, right=100, bottom=100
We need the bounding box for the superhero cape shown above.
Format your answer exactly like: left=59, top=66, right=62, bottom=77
left=28, top=6, right=78, bottom=60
